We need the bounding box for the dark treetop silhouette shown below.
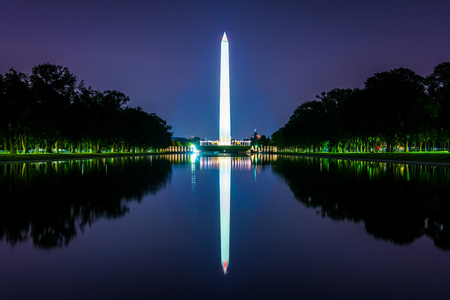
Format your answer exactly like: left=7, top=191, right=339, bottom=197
left=0, top=63, right=173, bottom=154
left=272, top=63, right=450, bottom=153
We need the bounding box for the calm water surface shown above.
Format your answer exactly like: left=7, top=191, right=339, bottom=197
left=1, top=154, right=450, bottom=299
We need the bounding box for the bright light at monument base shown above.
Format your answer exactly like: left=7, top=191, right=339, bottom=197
left=190, top=145, right=199, bottom=153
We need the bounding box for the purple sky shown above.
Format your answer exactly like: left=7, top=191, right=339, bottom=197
left=1, top=0, right=450, bottom=139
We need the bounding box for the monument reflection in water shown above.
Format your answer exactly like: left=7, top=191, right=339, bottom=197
left=219, top=156, right=231, bottom=274
left=192, top=155, right=256, bottom=274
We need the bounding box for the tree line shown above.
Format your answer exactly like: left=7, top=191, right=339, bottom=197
left=272, top=62, right=450, bottom=152
left=0, top=63, right=173, bottom=154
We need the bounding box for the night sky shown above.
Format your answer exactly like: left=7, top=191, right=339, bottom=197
left=1, top=0, right=450, bottom=140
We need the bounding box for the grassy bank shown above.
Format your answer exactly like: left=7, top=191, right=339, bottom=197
left=0, top=152, right=164, bottom=163
left=278, top=151, right=450, bottom=165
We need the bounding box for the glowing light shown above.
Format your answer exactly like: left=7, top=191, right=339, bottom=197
left=219, top=32, right=231, bottom=145
left=190, top=145, right=199, bottom=154
left=219, top=156, right=231, bottom=273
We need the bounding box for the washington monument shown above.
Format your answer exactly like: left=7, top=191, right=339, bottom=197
left=219, top=32, right=231, bottom=145
left=200, top=33, right=250, bottom=147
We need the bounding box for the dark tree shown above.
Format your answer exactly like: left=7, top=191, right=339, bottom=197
left=258, top=135, right=270, bottom=146
left=0, top=69, right=34, bottom=153
left=363, top=68, right=428, bottom=152
left=426, top=62, right=450, bottom=151
left=121, top=107, right=173, bottom=151
left=30, top=63, right=78, bottom=153
left=96, top=90, right=130, bottom=153
left=272, top=68, right=434, bottom=153
left=0, top=63, right=173, bottom=154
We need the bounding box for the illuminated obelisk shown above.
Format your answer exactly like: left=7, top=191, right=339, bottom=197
left=219, top=32, right=231, bottom=145
left=219, top=156, right=231, bottom=273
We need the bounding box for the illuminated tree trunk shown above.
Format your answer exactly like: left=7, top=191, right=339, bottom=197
left=54, top=141, right=59, bottom=154
left=21, top=136, right=29, bottom=154
left=111, top=140, right=117, bottom=153
left=96, top=141, right=101, bottom=153
left=9, top=137, right=17, bottom=154
left=45, top=139, right=53, bottom=153
left=3, top=137, right=9, bottom=153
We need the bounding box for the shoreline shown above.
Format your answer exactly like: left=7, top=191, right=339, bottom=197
left=277, top=152, right=450, bottom=167
left=1, top=152, right=450, bottom=167
left=0, top=153, right=162, bottom=164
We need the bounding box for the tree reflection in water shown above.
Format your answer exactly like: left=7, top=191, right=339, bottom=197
left=0, top=156, right=172, bottom=249
left=271, top=156, right=450, bottom=250
left=4, top=153, right=449, bottom=253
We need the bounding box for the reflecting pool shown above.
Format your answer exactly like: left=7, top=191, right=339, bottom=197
left=1, top=154, right=450, bottom=299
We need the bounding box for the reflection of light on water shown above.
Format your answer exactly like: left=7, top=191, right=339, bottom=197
left=185, top=154, right=279, bottom=273
left=199, top=156, right=251, bottom=170
left=190, top=154, right=197, bottom=191
left=190, top=153, right=198, bottom=163
left=219, top=157, right=231, bottom=274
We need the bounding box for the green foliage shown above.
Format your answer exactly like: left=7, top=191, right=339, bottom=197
left=0, top=63, right=173, bottom=153
left=273, top=64, right=450, bottom=152
left=0, top=69, right=34, bottom=154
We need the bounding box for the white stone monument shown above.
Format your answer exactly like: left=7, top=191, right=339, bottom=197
left=219, top=32, right=231, bottom=145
